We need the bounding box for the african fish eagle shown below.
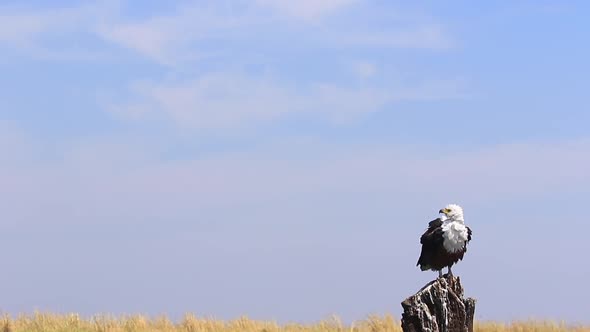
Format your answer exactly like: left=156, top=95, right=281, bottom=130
left=416, top=204, right=472, bottom=278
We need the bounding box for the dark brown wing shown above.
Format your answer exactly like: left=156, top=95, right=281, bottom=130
left=420, top=218, right=443, bottom=244
left=417, top=218, right=444, bottom=269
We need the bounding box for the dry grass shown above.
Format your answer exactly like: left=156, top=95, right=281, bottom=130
left=0, top=313, right=588, bottom=332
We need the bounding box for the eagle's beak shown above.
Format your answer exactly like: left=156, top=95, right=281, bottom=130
left=439, top=208, right=448, bottom=214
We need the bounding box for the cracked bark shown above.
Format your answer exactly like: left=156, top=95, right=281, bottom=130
left=401, top=276, right=476, bottom=332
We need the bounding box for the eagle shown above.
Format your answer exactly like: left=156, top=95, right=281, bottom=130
left=417, top=204, right=472, bottom=278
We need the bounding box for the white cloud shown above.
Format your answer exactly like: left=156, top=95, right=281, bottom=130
left=110, top=73, right=296, bottom=130
left=0, top=3, right=463, bottom=133
left=255, top=0, right=359, bottom=20
left=0, top=2, right=117, bottom=59
left=95, top=2, right=452, bottom=65
left=95, top=3, right=244, bottom=65
left=337, top=24, right=453, bottom=50
left=352, top=61, right=377, bottom=79
left=109, top=72, right=466, bottom=130
left=0, top=2, right=454, bottom=64
left=96, top=19, right=178, bottom=65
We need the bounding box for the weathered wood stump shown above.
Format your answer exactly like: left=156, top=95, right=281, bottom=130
left=401, top=275, right=476, bottom=332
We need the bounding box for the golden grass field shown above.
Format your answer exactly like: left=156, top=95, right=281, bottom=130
left=0, top=313, right=588, bottom=332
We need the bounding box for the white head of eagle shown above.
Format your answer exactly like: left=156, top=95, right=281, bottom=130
left=416, top=203, right=472, bottom=278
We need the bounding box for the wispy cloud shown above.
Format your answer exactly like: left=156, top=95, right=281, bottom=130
left=98, top=2, right=453, bottom=65
left=0, top=3, right=115, bottom=59
left=337, top=24, right=453, bottom=49
left=351, top=61, right=377, bottom=79
left=95, top=3, right=248, bottom=65
left=255, top=0, right=360, bottom=21
left=108, top=72, right=467, bottom=130
left=0, top=2, right=462, bottom=132
left=0, top=1, right=453, bottom=64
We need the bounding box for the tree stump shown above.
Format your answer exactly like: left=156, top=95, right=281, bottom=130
left=401, top=275, right=476, bottom=332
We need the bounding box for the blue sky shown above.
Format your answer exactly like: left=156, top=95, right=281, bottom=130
left=1, top=0, right=589, bottom=324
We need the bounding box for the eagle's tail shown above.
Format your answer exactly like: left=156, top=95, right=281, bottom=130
left=417, top=255, right=431, bottom=271
left=419, top=264, right=431, bottom=271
